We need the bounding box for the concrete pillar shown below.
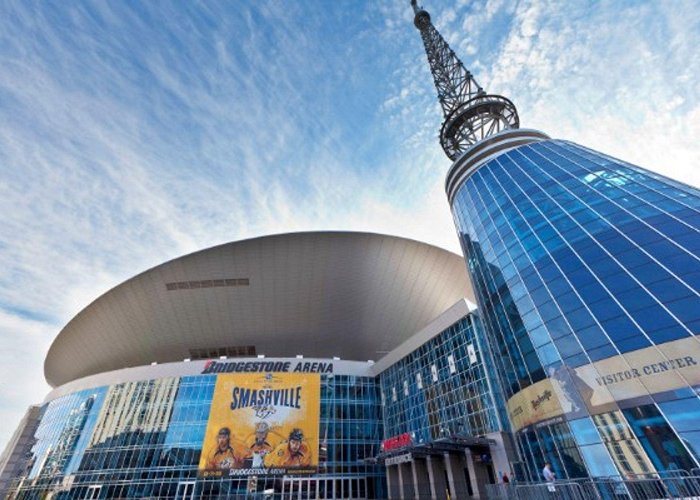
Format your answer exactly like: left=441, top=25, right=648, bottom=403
left=444, top=452, right=469, bottom=499
left=412, top=458, right=431, bottom=499
left=426, top=454, right=448, bottom=500
left=400, top=462, right=415, bottom=498
left=397, top=462, right=406, bottom=499
left=464, top=448, right=481, bottom=498
left=386, top=464, right=400, bottom=499
left=486, top=431, right=517, bottom=481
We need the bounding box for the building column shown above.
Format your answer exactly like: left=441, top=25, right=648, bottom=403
left=397, top=462, right=406, bottom=499
left=444, top=452, right=469, bottom=499
left=400, top=462, right=415, bottom=498
left=486, top=431, right=517, bottom=482
left=463, top=448, right=481, bottom=498
left=412, top=457, right=431, bottom=499
left=426, top=454, right=448, bottom=500
left=386, top=464, right=400, bottom=499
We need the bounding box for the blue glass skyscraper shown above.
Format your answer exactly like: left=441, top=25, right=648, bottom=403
left=412, top=0, right=700, bottom=481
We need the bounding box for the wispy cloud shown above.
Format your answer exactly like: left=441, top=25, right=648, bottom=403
left=0, top=0, right=699, bottom=450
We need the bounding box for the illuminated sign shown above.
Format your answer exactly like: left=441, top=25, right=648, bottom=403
left=382, top=433, right=412, bottom=451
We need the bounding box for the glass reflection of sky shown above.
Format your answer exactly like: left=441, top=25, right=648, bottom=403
left=64, top=387, right=106, bottom=475
left=28, top=387, right=106, bottom=479
left=163, top=375, right=215, bottom=449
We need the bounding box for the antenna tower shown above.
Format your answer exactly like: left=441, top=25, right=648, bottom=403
left=411, top=0, right=519, bottom=160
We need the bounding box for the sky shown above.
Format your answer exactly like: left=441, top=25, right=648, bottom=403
left=1, top=0, right=699, bottom=451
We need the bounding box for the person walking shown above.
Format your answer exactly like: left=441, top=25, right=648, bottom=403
left=542, top=462, right=556, bottom=493
left=542, top=462, right=556, bottom=482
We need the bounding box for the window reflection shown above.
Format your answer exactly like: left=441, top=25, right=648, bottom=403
left=622, top=404, right=697, bottom=471
left=592, top=411, right=653, bottom=476
left=11, top=373, right=385, bottom=498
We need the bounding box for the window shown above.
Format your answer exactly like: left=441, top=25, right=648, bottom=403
left=447, top=355, right=457, bottom=374
left=569, top=418, right=600, bottom=446
left=623, top=404, right=698, bottom=471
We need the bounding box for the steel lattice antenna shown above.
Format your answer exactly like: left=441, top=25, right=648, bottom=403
left=411, top=0, right=519, bottom=160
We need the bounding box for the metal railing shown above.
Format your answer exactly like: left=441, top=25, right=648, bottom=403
left=485, top=473, right=700, bottom=500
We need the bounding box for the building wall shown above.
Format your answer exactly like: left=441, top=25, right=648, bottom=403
left=450, top=138, right=700, bottom=480
left=88, top=378, right=179, bottom=447
left=0, top=406, right=41, bottom=498
left=7, top=371, right=384, bottom=499
left=379, top=314, right=503, bottom=443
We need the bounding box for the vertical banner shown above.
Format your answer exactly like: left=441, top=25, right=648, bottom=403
left=198, top=372, right=320, bottom=477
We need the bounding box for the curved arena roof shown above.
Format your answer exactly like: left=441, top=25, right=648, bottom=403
left=45, top=232, right=473, bottom=387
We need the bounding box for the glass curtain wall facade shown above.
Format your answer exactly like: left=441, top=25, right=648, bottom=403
left=450, top=137, right=700, bottom=480
left=380, top=315, right=503, bottom=443
left=8, top=374, right=384, bottom=499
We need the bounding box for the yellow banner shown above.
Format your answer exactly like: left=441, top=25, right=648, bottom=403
left=508, top=336, right=700, bottom=431
left=198, top=372, right=320, bottom=476
left=507, top=378, right=565, bottom=431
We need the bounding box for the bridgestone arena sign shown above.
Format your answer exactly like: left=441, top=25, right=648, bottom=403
left=202, top=360, right=334, bottom=374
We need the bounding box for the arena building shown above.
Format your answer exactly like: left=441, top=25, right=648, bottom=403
left=1, top=232, right=511, bottom=499
left=4, top=2, right=700, bottom=499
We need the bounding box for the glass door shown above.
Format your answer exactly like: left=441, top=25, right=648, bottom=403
left=175, top=481, right=196, bottom=500
left=83, top=485, right=102, bottom=499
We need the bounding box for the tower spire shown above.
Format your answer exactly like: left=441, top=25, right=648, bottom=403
left=411, top=0, right=519, bottom=160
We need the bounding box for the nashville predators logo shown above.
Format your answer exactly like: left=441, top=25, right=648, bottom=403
left=254, top=404, right=276, bottom=419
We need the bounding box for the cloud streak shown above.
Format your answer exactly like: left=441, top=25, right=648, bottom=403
left=0, top=0, right=699, bottom=450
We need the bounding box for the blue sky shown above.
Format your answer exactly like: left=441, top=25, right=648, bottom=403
left=1, top=0, right=699, bottom=450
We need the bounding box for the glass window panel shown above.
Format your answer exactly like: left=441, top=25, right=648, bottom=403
left=599, top=315, right=640, bottom=341
left=588, top=344, right=618, bottom=362
left=546, top=317, right=572, bottom=339
left=615, top=335, right=651, bottom=353
left=577, top=443, right=619, bottom=477
left=615, top=288, right=658, bottom=313
left=553, top=335, right=583, bottom=358
left=588, top=299, right=624, bottom=321
left=615, top=248, right=652, bottom=270
left=658, top=398, right=700, bottom=433
left=565, top=307, right=596, bottom=330
left=649, top=324, right=689, bottom=344
left=569, top=417, right=602, bottom=446
left=679, top=431, right=700, bottom=464
left=575, top=325, right=609, bottom=350
left=631, top=306, right=678, bottom=333
left=666, top=295, right=700, bottom=324
left=623, top=404, right=698, bottom=471
left=564, top=353, right=589, bottom=368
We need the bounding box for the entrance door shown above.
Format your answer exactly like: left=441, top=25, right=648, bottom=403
left=281, top=477, right=296, bottom=500
left=175, top=481, right=196, bottom=500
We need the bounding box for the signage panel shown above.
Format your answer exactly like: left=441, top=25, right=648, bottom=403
left=507, top=336, right=700, bottom=431
left=385, top=453, right=413, bottom=465
left=198, top=372, right=320, bottom=476
left=382, top=433, right=412, bottom=451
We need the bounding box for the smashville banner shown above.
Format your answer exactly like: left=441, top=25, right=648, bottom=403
left=198, top=372, right=320, bottom=477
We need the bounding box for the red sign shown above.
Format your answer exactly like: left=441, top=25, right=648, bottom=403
left=382, top=433, right=412, bottom=451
